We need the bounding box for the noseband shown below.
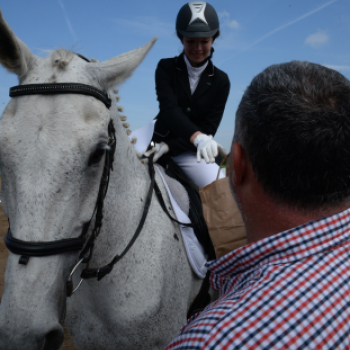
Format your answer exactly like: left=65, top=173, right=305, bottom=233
left=4, top=80, right=156, bottom=295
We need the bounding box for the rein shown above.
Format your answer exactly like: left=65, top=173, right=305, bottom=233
left=75, top=156, right=155, bottom=281
left=4, top=81, right=156, bottom=296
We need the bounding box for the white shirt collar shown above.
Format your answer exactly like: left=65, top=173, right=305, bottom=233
left=184, top=54, right=208, bottom=78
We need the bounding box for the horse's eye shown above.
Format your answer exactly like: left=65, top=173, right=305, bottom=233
left=88, top=148, right=105, bottom=166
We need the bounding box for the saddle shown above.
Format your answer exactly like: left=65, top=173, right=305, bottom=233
left=128, top=120, right=215, bottom=261
left=155, top=155, right=216, bottom=261
left=154, top=155, right=215, bottom=318
left=128, top=121, right=216, bottom=317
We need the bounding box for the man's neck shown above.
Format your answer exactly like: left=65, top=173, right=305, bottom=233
left=234, top=167, right=350, bottom=243
left=230, top=142, right=350, bottom=244
left=243, top=192, right=350, bottom=244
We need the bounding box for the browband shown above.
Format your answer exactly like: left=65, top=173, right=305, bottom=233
left=9, top=83, right=111, bottom=109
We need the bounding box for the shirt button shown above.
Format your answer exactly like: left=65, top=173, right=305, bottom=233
left=186, top=107, right=191, bottom=112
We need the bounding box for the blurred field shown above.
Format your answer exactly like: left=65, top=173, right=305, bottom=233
left=0, top=180, right=78, bottom=349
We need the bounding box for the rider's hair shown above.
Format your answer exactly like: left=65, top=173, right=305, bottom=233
left=176, top=30, right=220, bottom=42
left=234, top=60, right=350, bottom=209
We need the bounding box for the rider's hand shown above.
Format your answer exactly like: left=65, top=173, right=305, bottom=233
left=193, top=134, right=223, bottom=164
left=144, top=142, right=169, bottom=163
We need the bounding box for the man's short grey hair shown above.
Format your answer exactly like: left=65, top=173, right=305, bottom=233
left=233, top=60, right=350, bottom=209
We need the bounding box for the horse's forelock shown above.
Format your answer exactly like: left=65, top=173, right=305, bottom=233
left=51, top=49, right=74, bottom=69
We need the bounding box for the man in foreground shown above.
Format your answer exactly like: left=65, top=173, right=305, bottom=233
left=165, top=61, right=350, bottom=349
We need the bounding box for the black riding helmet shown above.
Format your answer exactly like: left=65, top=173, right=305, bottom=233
left=176, top=1, right=219, bottom=38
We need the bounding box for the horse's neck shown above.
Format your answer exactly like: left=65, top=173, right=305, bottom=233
left=102, top=111, right=151, bottom=245
left=111, top=113, right=149, bottom=195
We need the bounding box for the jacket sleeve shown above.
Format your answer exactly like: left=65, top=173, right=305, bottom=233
left=167, top=137, right=196, bottom=157
left=155, top=60, right=199, bottom=141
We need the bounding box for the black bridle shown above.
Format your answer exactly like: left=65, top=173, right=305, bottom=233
left=9, top=83, right=111, bottom=108
left=4, top=81, right=156, bottom=296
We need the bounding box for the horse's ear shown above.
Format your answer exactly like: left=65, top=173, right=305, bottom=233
left=92, top=37, right=157, bottom=89
left=0, top=9, right=34, bottom=76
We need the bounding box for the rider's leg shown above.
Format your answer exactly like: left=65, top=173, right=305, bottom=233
left=171, top=151, right=224, bottom=188
left=172, top=151, right=247, bottom=259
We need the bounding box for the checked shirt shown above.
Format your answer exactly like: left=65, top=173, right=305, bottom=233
left=165, top=207, right=350, bottom=349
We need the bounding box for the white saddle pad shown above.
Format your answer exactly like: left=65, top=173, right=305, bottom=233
left=128, top=120, right=156, bottom=154
left=155, top=166, right=207, bottom=279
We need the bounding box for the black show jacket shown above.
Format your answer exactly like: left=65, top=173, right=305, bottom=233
left=153, top=53, right=230, bottom=156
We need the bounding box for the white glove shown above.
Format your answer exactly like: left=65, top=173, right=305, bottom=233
left=144, top=142, right=169, bottom=162
left=193, top=134, right=223, bottom=164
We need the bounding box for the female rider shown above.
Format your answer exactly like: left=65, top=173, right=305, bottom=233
left=145, top=1, right=230, bottom=188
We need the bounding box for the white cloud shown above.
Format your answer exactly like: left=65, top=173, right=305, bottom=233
left=305, top=30, right=329, bottom=48
left=250, top=0, right=336, bottom=48
left=227, top=20, right=240, bottom=30
left=219, top=11, right=240, bottom=30
left=219, top=10, right=230, bottom=19
left=219, top=0, right=338, bottom=65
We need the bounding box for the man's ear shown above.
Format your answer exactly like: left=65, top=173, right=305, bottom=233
left=230, top=142, right=247, bottom=186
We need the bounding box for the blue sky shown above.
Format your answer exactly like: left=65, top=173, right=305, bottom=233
left=0, top=0, right=349, bottom=150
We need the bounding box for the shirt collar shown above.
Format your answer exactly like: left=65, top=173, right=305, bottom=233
left=175, top=53, right=214, bottom=76
left=207, top=206, right=350, bottom=279
left=183, top=54, right=208, bottom=78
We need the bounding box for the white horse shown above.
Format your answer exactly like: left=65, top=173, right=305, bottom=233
left=0, top=10, right=203, bottom=350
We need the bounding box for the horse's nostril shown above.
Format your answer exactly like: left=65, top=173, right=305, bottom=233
left=43, top=328, right=64, bottom=350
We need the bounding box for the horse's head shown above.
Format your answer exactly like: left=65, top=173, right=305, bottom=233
left=0, top=10, right=156, bottom=349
